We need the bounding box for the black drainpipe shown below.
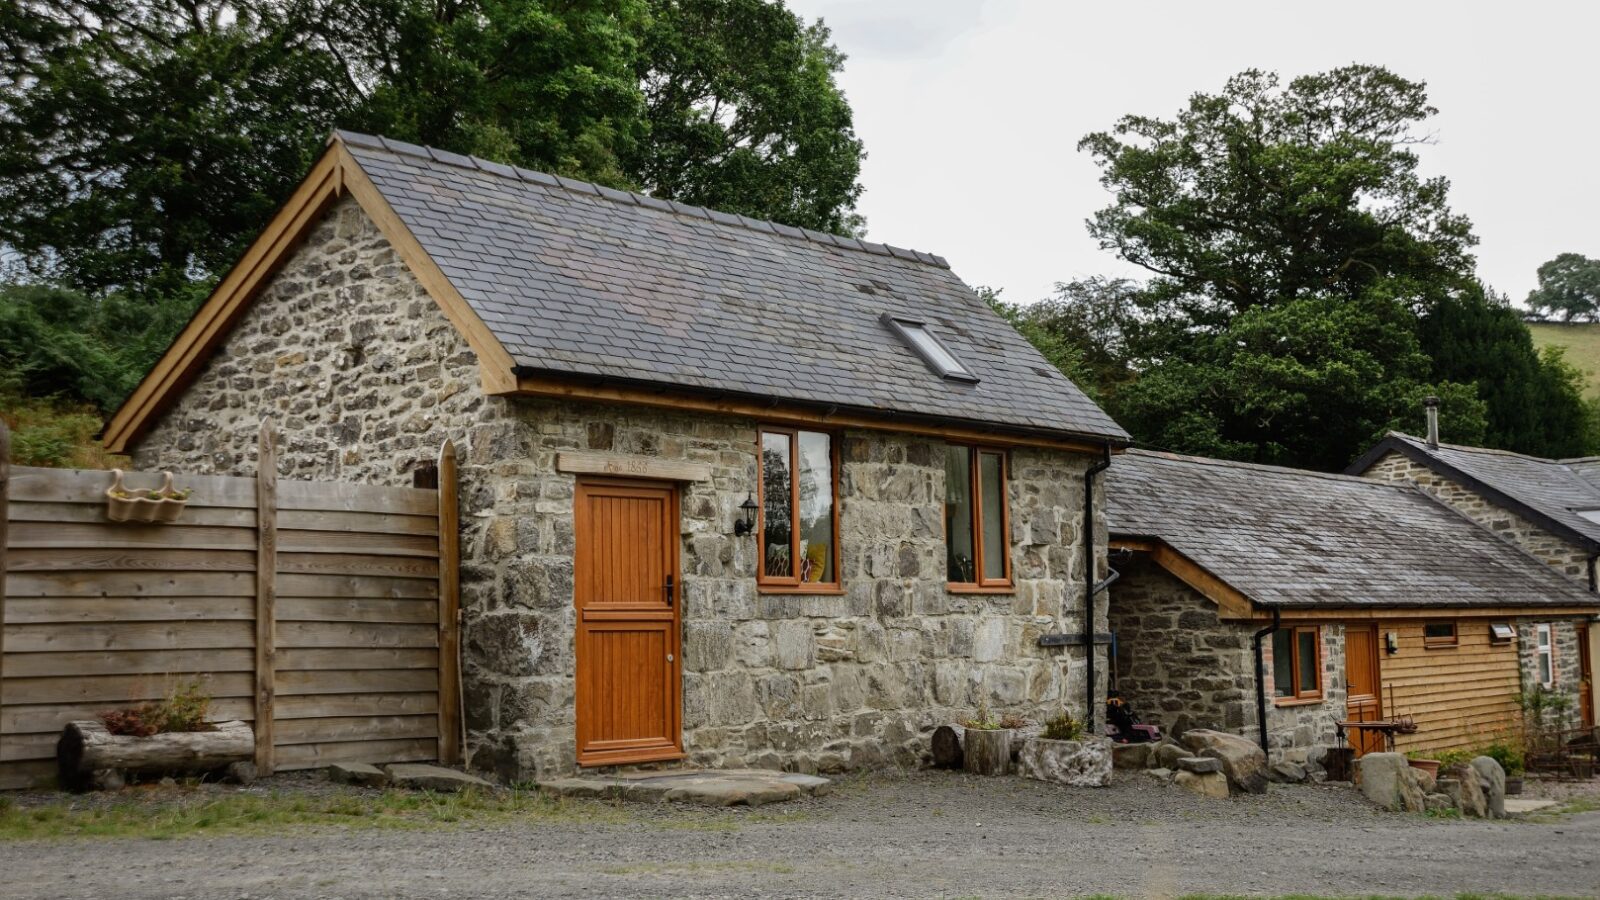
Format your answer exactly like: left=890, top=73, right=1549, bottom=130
left=1252, top=606, right=1281, bottom=754
left=1084, top=445, right=1113, bottom=732
left=1587, top=552, right=1597, bottom=593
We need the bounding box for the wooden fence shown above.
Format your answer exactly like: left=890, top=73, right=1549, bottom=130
left=0, top=421, right=462, bottom=788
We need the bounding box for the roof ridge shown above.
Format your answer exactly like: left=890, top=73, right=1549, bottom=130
left=1390, top=431, right=1582, bottom=466
left=1122, top=447, right=1412, bottom=490
left=331, top=129, right=952, bottom=270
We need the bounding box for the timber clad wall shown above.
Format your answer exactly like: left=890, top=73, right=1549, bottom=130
left=0, top=442, right=461, bottom=789
left=1385, top=620, right=1522, bottom=754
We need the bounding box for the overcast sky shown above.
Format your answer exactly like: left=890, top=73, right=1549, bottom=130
left=784, top=0, right=1599, bottom=309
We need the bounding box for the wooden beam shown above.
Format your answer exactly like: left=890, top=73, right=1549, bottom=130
left=255, top=421, right=278, bottom=774
left=556, top=452, right=712, bottom=482
left=515, top=373, right=1113, bottom=453
left=435, top=439, right=463, bottom=766
left=1116, top=538, right=1256, bottom=620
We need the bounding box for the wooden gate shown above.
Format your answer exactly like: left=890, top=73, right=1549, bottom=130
left=0, top=422, right=462, bottom=788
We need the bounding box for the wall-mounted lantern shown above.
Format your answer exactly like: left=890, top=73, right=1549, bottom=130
left=1385, top=631, right=1400, bottom=655
left=733, top=494, right=758, bottom=537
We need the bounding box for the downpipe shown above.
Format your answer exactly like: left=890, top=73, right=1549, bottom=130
left=1252, top=606, right=1281, bottom=754
left=1083, top=445, right=1113, bottom=732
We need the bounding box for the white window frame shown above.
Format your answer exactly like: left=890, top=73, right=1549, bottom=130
left=1535, top=623, right=1554, bottom=688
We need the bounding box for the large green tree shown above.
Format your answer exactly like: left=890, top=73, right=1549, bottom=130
left=1526, top=252, right=1600, bottom=322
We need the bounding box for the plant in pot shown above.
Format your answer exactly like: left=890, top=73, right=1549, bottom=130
left=1405, top=749, right=1442, bottom=779
left=60, top=679, right=250, bottom=791
left=959, top=700, right=1020, bottom=776
left=1017, top=712, right=1112, bottom=787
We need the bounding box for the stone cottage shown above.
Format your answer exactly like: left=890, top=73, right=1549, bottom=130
left=1106, top=450, right=1600, bottom=762
left=1350, top=412, right=1599, bottom=732
left=103, top=131, right=1130, bottom=780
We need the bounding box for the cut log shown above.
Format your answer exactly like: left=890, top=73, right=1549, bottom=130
left=931, top=725, right=964, bottom=770
left=962, top=727, right=1012, bottom=777
left=58, top=720, right=253, bottom=790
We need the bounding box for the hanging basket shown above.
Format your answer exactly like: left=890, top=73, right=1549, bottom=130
left=105, top=470, right=189, bottom=524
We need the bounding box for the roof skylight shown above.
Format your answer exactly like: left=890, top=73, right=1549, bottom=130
left=882, top=315, right=978, bottom=383
left=1575, top=509, right=1600, bottom=525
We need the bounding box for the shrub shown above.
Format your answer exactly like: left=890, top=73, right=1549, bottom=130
left=1042, top=712, right=1084, bottom=741
left=1480, top=742, right=1525, bottom=776
left=100, top=679, right=213, bottom=736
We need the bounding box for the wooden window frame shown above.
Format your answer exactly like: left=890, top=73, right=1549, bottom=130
left=1273, top=625, right=1324, bottom=704
left=1423, top=621, right=1459, bottom=649
left=945, top=444, right=1013, bottom=594
left=756, top=426, right=842, bottom=595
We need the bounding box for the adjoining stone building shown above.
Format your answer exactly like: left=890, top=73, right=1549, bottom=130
left=104, top=131, right=1130, bottom=781
left=1105, top=450, right=1600, bottom=762
left=1350, top=426, right=1600, bottom=731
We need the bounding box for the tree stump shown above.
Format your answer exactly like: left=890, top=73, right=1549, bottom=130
left=962, top=728, right=1012, bottom=776
left=58, top=720, right=254, bottom=791
left=931, top=725, right=964, bottom=769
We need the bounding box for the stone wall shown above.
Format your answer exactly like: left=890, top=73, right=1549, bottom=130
left=1108, top=558, right=1341, bottom=757
left=1362, top=452, right=1592, bottom=582
left=133, top=196, right=1108, bottom=780
left=1516, top=618, right=1585, bottom=725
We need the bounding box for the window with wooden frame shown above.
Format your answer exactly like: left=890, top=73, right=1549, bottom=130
left=757, top=427, right=840, bottom=592
left=1272, top=626, right=1322, bottom=701
left=944, top=444, right=1011, bottom=591
left=1423, top=622, right=1458, bottom=648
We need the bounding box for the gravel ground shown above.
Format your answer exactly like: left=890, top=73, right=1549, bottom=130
left=3, top=769, right=1598, bottom=899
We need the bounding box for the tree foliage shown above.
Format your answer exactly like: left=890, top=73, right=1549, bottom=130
left=1526, top=253, right=1600, bottom=322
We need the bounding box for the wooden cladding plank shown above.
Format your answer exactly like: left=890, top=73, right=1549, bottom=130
left=277, top=552, right=438, bottom=580
left=0, top=760, right=57, bottom=790
left=7, top=548, right=255, bottom=573
left=277, top=622, right=437, bottom=649
left=4, top=570, right=256, bottom=598
left=4, top=620, right=255, bottom=653
left=275, top=713, right=437, bottom=745
left=277, top=529, right=438, bottom=558
left=1, top=732, right=58, bottom=762
left=276, top=647, right=438, bottom=671
left=255, top=421, right=278, bottom=775
left=3, top=698, right=254, bottom=735
left=6, top=596, right=256, bottom=624
left=6, top=501, right=256, bottom=527
left=3, top=672, right=254, bottom=706
left=1, top=648, right=254, bottom=678
left=274, top=737, right=435, bottom=770
left=276, top=573, right=439, bottom=600
left=1, top=422, right=8, bottom=768
left=277, top=509, right=438, bottom=537
left=274, top=692, right=438, bottom=719
left=276, top=480, right=437, bottom=516
left=7, top=466, right=257, bottom=507
left=277, top=598, right=438, bottom=624
left=8, top=522, right=257, bottom=551
left=437, top=438, right=462, bottom=766
left=275, top=669, right=438, bottom=696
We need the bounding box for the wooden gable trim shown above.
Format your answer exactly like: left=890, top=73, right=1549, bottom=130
left=103, top=139, right=520, bottom=453
left=1111, top=537, right=1255, bottom=620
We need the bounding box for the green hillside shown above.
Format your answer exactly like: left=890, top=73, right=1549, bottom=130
left=1529, top=321, right=1600, bottom=399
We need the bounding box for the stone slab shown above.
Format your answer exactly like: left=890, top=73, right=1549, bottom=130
left=1175, top=756, right=1222, bottom=774
left=1504, top=798, right=1558, bottom=815
left=384, top=764, right=496, bottom=792
left=329, top=762, right=388, bottom=788
left=537, top=768, right=830, bottom=807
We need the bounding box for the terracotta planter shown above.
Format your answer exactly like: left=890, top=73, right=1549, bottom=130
left=1407, top=758, right=1441, bottom=779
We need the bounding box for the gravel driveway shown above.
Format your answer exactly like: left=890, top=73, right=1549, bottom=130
left=3, top=770, right=1597, bottom=899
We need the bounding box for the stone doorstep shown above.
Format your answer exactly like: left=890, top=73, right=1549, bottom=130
left=1504, top=797, right=1559, bottom=815
left=537, top=768, right=832, bottom=807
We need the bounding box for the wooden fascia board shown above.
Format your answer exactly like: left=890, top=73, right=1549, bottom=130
left=103, top=148, right=346, bottom=452
left=512, top=372, right=1113, bottom=453
left=1269, top=605, right=1600, bottom=622
left=334, top=145, right=519, bottom=394
left=1117, top=538, right=1256, bottom=620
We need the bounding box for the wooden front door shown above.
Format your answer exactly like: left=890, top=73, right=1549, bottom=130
left=1344, top=623, right=1385, bottom=756
left=574, top=478, right=683, bottom=767
left=1578, top=624, right=1594, bottom=731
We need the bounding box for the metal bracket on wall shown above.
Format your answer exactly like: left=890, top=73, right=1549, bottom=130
left=1037, top=632, right=1114, bottom=648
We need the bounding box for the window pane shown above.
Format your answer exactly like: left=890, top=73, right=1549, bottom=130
left=797, top=431, right=834, bottom=583
left=979, top=452, right=1006, bottom=581
left=1540, top=652, right=1554, bottom=685
left=1297, top=630, right=1318, bottom=694
left=945, top=446, right=975, bottom=583
left=1272, top=629, right=1293, bottom=697
left=905, top=324, right=969, bottom=377
left=1424, top=623, right=1455, bottom=642
left=761, top=431, right=794, bottom=578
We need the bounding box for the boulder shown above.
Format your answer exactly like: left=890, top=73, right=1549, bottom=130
left=1358, top=752, right=1426, bottom=812
left=384, top=763, right=495, bottom=792
left=1471, top=756, right=1507, bottom=819
left=1017, top=738, right=1113, bottom=787
left=1268, top=761, right=1308, bottom=784
left=225, top=761, right=258, bottom=785
left=1153, top=742, right=1188, bottom=771
left=1181, top=729, right=1268, bottom=795
left=1145, top=767, right=1173, bottom=780
left=1112, top=742, right=1153, bottom=770
left=329, top=762, right=389, bottom=788
left=1173, top=769, right=1229, bottom=799
left=1175, top=756, right=1223, bottom=775
left=1167, top=713, right=1192, bottom=742
left=1439, top=768, right=1487, bottom=818
left=1424, top=792, right=1454, bottom=812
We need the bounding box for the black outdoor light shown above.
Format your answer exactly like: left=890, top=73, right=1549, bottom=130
left=734, top=494, right=758, bottom=536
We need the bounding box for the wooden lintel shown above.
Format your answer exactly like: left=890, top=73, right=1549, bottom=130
left=1123, top=539, right=1256, bottom=621
left=518, top=374, right=1110, bottom=453
left=556, top=452, right=712, bottom=482
left=1110, top=538, right=1157, bottom=552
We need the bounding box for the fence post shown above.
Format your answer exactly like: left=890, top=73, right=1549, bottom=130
left=254, top=420, right=278, bottom=774
left=437, top=439, right=463, bottom=765
left=0, top=421, right=9, bottom=766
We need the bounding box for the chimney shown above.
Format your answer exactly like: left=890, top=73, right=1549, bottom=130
left=1423, top=396, right=1441, bottom=449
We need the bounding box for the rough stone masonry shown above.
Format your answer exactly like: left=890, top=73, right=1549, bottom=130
left=133, top=196, right=1111, bottom=781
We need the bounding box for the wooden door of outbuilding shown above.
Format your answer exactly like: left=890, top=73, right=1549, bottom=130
left=1344, top=624, right=1384, bottom=755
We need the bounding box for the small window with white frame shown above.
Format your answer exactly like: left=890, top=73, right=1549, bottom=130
left=1535, top=623, right=1554, bottom=688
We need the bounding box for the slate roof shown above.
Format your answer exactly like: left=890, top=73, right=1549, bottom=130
left=1107, top=449, right=1600, bottom=610
left=1348, top=433, right=1600, bottom=550
left=334, top=131, right=1128, bottom=443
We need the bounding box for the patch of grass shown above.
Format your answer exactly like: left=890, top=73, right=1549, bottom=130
left=0, top=786, right=635, bottom=841
left=1530, top=322, right=1600, bottom=398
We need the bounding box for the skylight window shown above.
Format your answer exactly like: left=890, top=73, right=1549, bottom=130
left=1576, top=509, right=1600, bottom=525
left=882, top=315, right=978, bottom=383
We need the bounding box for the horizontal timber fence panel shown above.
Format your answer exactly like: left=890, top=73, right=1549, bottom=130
left=0, top=421, right=462, bottom=788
